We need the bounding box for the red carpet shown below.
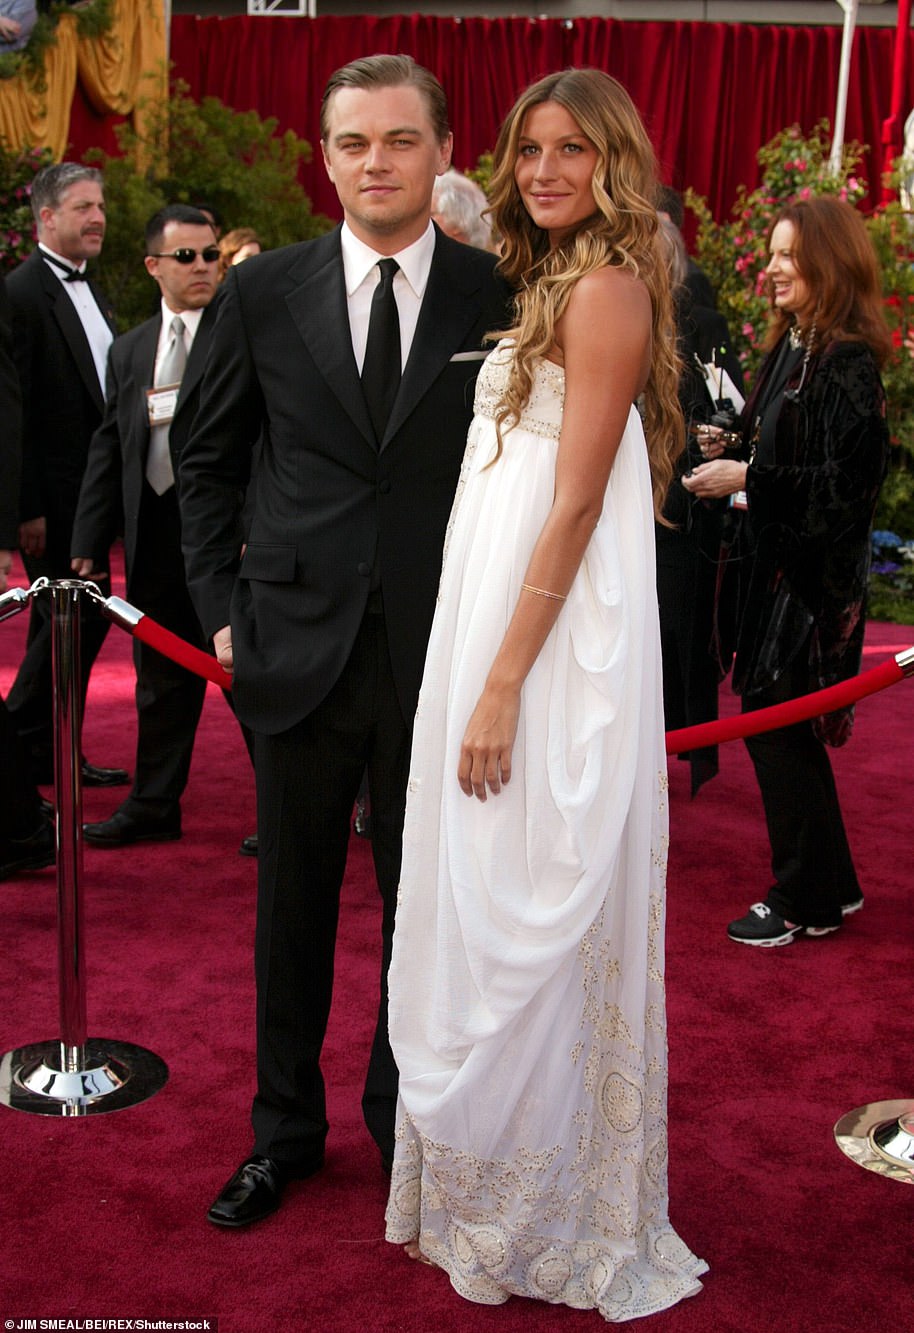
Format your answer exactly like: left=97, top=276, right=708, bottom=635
left=0, top=547, right=911, bottom=1332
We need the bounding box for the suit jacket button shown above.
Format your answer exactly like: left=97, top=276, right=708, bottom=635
left=378, top=480, right=391, bottom=495
left=357, top=562, right=371, bottom=577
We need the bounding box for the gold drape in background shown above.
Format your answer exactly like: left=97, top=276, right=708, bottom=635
left=0, top=0, right=166, bottom=155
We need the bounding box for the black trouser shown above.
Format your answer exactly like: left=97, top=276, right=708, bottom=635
left=7, top=522, right=110, bottom=777
left=0, top=693, right=44, bottom=844
left=742, top=658, right=860, bottom=928
left=251, top=606, right=410, bottom=1168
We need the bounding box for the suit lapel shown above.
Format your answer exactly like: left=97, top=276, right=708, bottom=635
left=382, top=235, right=489, bottom=449
left=284, top=232, right=376, bottom=449
left=175, top=302, right=215, bottom=418
left=34, top=252, right=108, bottom=415
left=131, top=317, right=160, bottom=467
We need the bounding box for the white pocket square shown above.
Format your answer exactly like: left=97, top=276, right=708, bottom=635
left=449, top=350, right=489, bottom=362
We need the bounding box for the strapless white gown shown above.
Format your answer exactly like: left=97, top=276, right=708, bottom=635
left=385, top=341, right=707, bottom=1321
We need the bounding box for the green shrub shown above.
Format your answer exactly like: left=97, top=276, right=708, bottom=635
left=87, top=79, right=332, bottom=329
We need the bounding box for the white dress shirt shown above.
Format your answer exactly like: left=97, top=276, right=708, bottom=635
left=39, top=243, right=113, bottom=395
left=152, top=299, right=204, bottom=378
left=340, top=221, right=436, bottom=374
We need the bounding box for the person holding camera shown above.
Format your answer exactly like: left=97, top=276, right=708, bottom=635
left=683, top=196, right=890, bottom=947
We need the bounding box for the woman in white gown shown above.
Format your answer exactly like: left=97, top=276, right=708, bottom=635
left=385, top=69, right=708, bottom=1321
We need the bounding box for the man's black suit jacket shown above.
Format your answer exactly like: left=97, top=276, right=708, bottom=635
left=72, top=300, right=222, bottom=593
left=6, top=248, right=115, bottom=533
left=180, top=225, right=511, bottom=734
left=0, top=275, right=22, bottom=550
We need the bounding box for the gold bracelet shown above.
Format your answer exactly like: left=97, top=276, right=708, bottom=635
left=521, top=582, right=566, bottom=602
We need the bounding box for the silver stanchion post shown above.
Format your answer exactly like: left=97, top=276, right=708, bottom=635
left=835, top=1101, right=914, bottom=1184
left=0, top=579, right=168, bottom=1116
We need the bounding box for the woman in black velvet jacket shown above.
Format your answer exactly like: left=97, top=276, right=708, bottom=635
left=683, top=196, right=891, bottom=947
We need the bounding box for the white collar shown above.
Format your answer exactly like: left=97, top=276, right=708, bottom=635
left=340, top=221, right=435, bottom=300
left=159, top=298, right=205, bottom=339
left=38, top=243, right=87, bottom=279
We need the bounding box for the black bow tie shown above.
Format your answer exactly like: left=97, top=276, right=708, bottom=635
left=42, top=252, right=87, bottom=282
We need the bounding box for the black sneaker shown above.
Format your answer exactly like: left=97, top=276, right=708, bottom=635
left=727, top=902, right=804, bottom=947
left=804, top=895, right=863, bottom=938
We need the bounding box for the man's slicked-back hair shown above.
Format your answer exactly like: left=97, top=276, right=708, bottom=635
left=31, top=163, right=103, bottom=226
left=320, top=53, right=450, bottom=144
left=145, top=204, right=216, bottom=255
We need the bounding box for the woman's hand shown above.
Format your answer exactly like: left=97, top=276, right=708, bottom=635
left=681, top=458, right=748, bottom=500
left=458, top=683, right=520, bottom=801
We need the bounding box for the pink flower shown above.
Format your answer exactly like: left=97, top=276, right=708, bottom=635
left=742, top=322, right=755, bottom=337
left=799, top=186, right=811, bottom=200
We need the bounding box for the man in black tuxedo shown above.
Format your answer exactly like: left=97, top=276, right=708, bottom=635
left=5, top=162, right=127, bottom=789
left=180, top=54, right=511, bottom=1228
left=71, top=205, right=252, bottom=848
left=0, top=272, right=54, bottom=880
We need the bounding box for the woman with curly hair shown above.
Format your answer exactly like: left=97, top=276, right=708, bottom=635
left=684, top=196, right=890, bottom=947
left=385, top=69, right=707, bottom=1319
left=216, top=226, right=261, bottom=282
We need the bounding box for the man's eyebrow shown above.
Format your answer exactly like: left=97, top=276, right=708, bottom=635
left=333, top=125, right=424, bottom=142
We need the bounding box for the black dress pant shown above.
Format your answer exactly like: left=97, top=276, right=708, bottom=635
left=656, top=516, right=721, bottom=794
left=251, top=605, right=410, bottom=1168
left=7, top=515, right=110, bottom=777
left=742, top=657, right=860, bottom=928
left=0, top=693, right=43, bottom=844
left=125, top=484, right=252, bottom=818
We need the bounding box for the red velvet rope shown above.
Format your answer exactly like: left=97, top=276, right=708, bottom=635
left=666, top=656, right=905, bottom=755
left=120, top=603, right=910, bottom=754
left=132, top=615, right=232, bottom=691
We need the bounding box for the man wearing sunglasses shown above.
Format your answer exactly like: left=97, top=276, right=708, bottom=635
left=71, top=204, right=252, bottom=849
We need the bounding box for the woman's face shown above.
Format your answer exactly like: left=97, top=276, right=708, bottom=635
left=232, top=242, right=261, bottom=266
left=514, top=101, right=599, bottom=246
left=766, top=220, right=813, bottom=321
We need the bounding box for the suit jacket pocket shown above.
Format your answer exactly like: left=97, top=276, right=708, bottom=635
left=239, top=542, right=297, bottom=582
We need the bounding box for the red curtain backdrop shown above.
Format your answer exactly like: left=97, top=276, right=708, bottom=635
left=94, top=15, right=912, bottom=226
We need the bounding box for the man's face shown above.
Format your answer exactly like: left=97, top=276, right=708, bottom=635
left=321, top=83, right=452, bottom=254
left=39, top=180, right=106, bottom=264
left=144, top=222, right=220, bottom=313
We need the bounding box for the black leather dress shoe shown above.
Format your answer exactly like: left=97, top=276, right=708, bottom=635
left=80, top=761, right=130, bottom=788
left=0, top=817, right=55, bottom=881
left=207, top=1152, right=323, bottom=1228
left=239, top=834, right=258, bottom=857
left=83, top=807, right=181, bottom=848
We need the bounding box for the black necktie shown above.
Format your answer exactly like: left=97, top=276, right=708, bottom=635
left=361, top=258, right=401, bottom=442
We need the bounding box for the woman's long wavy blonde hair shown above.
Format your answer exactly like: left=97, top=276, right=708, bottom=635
left=488, top=69, right=682, bottom=518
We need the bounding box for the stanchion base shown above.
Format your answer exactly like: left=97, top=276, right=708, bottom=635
left=0, top=1038, right=168, bottom=1117
left=834, top=1099, right=914, bottom=1184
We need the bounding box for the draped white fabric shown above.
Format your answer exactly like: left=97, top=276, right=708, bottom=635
left=386, top=344, right=707, bottom=1320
